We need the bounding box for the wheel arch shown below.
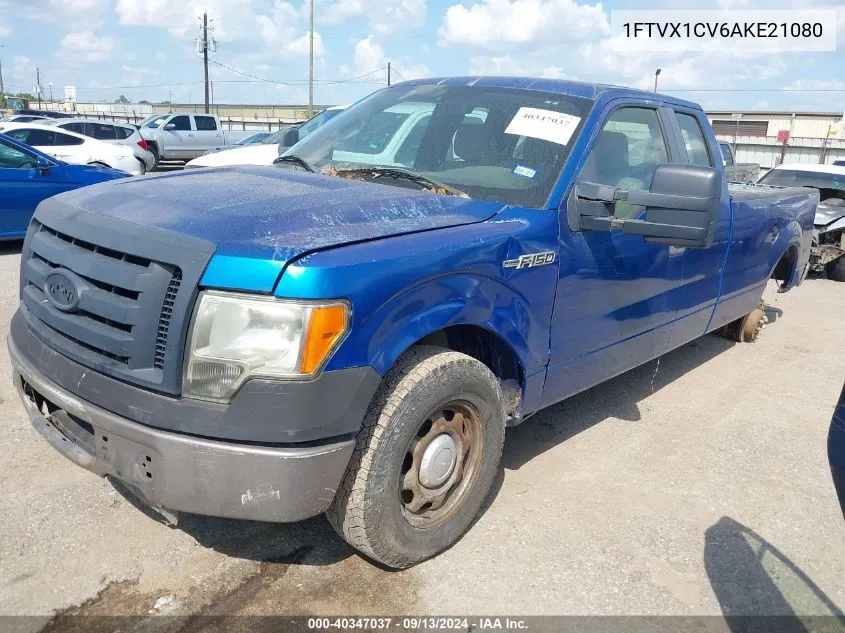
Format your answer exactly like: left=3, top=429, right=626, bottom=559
left=768, top=220, right=804, bottom=290
left=333, top=274, right=547, bottom=420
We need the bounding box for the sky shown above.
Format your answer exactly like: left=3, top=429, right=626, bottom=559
left=0, top=0, right=843, bottom=112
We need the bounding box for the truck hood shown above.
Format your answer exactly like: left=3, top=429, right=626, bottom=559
left=815, top=201, right=845, bottom=227
left=53, top=165, right=505, bottom=291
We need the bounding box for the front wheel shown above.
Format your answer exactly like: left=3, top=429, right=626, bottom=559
left=327, top=345, right=505, bottom=568
left=826, top=256, right=845, bottom=282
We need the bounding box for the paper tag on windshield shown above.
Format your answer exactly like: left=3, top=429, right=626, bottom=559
left=505, top=108, right=581, bottom=146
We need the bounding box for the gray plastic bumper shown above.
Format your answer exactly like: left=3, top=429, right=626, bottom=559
left=9, top=334, right=355, bottom=523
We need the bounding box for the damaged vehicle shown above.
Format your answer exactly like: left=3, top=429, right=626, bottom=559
left=8, top=77, right=817, bottom=569
left=758, top=163, right=845, bottom=281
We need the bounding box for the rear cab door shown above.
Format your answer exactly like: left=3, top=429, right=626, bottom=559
left=662, top=107, right=732, bottom=348
left=191, top=115, right=223, bottom=155
left=544, top=100, right=690, bottom=406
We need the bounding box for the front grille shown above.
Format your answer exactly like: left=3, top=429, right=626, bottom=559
left=19, top=205, right=214, bottom=395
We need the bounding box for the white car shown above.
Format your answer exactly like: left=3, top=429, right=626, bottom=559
left=185, top=104, right=349, bottom=169
left=0, top=114, right=49, bottom=123
left=0, top=122, right=141, bottom=175
left=44, top=118, right=155, bottom=174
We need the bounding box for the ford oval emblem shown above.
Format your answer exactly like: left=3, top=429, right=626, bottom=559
left=44, top=271, right=80, bottom=312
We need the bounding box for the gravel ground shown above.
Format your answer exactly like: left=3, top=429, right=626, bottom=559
left=0, top=238, right=843, bottom=626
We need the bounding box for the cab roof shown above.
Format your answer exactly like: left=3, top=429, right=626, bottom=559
left=394, top=76, right=703, bottom=111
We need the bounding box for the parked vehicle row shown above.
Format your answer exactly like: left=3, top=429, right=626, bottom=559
left=0, top=123, right=143, bottom=176
left=8, top=77, right=816, bottom=570
left=43, top=118, right=156, bottom=173
left=139, top=112, right=256, bottom=166
left=185, top=105, right=348, bottom=168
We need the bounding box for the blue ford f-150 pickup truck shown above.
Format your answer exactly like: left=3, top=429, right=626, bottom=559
left=8, top=77, right=816, bottom=568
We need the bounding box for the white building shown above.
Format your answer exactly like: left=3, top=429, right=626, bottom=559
left=706, top=110, right=845, bottom=167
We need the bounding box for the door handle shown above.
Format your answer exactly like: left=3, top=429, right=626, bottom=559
left=187, top=133, right=195, bottom=137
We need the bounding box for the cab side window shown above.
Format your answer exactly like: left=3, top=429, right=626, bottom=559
left=194, top=116, right=217, bottom=131
left=676, top=112, right=712, bottom=167
left=169, top=116, right=191, bottom=131
left=578, top=107, right=669, bottom=218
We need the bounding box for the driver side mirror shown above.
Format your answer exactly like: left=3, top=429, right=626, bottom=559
left=281, top=127, right=299, bottom=148
left=566, top=163, right=722, bottom=248
left=164, top=123, right=176, bottom=131
left=36, top=156, right=52, bottom=175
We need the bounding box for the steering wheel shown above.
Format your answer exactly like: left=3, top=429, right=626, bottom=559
left=20, top=160, right=37, bottom=169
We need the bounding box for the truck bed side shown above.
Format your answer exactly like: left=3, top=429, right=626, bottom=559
left=708, top=183, right=816, bottom=332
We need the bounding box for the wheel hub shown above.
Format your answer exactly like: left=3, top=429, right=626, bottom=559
left=419, top=434, right=457, bottom=488
left=399, top=401, right=484, bottom=529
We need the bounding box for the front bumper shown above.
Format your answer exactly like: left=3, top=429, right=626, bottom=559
left=9, top=333, right=356, bottom=523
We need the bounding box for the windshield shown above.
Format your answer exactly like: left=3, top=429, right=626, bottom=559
left=143, top=115, right=169, bottom=129
left=263, top=128, right=286, bottom=144
left=282, top=85, right=594, bottom=208
left=298, top=108, right=344, bottom=138
left=758, top=169, right=845, bottom=201
left=236, top=132, right=270, bottom=145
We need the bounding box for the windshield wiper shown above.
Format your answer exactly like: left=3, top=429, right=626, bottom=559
left=273, top=154, right=315, bottom=172
left=333, top=167, right=468, bottom=197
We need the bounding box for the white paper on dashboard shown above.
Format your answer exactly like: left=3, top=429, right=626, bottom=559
left=504, top=107, right=581, bottom=146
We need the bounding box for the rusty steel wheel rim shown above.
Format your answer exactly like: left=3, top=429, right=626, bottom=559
left=399, top=401, right=484, bottom=529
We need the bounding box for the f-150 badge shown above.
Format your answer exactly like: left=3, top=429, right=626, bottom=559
left=503, top=251, right=556, bottom=269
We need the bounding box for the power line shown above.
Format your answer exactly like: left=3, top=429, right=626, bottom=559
left=208, top=59, right=387, bottom=85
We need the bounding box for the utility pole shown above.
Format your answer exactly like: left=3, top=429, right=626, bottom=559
left=202, top=11, right=210, bottom=114
left=387, top=62, right=391, bottom=86
left=0, top=45, right=5, bottom=104
left=36, top=67, right=42, bottom=109
left=308, top=0, right=314, bottom=117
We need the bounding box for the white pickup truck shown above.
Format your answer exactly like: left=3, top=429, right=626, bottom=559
left=139, top=113, right=256, bottom=166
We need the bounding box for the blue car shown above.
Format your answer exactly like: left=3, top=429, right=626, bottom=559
left=0, top=133, right=128, bottom=239
left=830, top=383, right=845, bottom=519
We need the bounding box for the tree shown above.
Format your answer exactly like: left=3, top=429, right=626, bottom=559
left=138, top=100, right=151, bottom=105
left=115, top=95, right=131, bottom=104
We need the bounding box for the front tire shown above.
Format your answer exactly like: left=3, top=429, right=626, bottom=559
left=327, top=345, right=505, bottom=568
left=826, top=256, right=845, bottom=282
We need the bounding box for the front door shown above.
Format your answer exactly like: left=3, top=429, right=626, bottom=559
left=162, top=115, right=193, bottom=159
left=542, top=104, right=685, bottom=406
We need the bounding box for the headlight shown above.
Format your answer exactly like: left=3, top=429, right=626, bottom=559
left=183, top=291, right=349, bottom=402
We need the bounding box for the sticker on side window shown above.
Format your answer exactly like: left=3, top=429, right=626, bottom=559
left=513, top=165, right=537, bottom=179
left=505, top=108, right=581, bottom=146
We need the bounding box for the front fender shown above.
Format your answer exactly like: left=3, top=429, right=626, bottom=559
left=347, top=273, right=547, bottom=376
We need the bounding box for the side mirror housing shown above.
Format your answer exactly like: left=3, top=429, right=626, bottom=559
left=36, top=156, right=52, bottom=175
left=282, top=127, right=300, bottom=148
left=567, top=163, right=722, bottom=248
left=163, top=123, right=176, bottom=131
